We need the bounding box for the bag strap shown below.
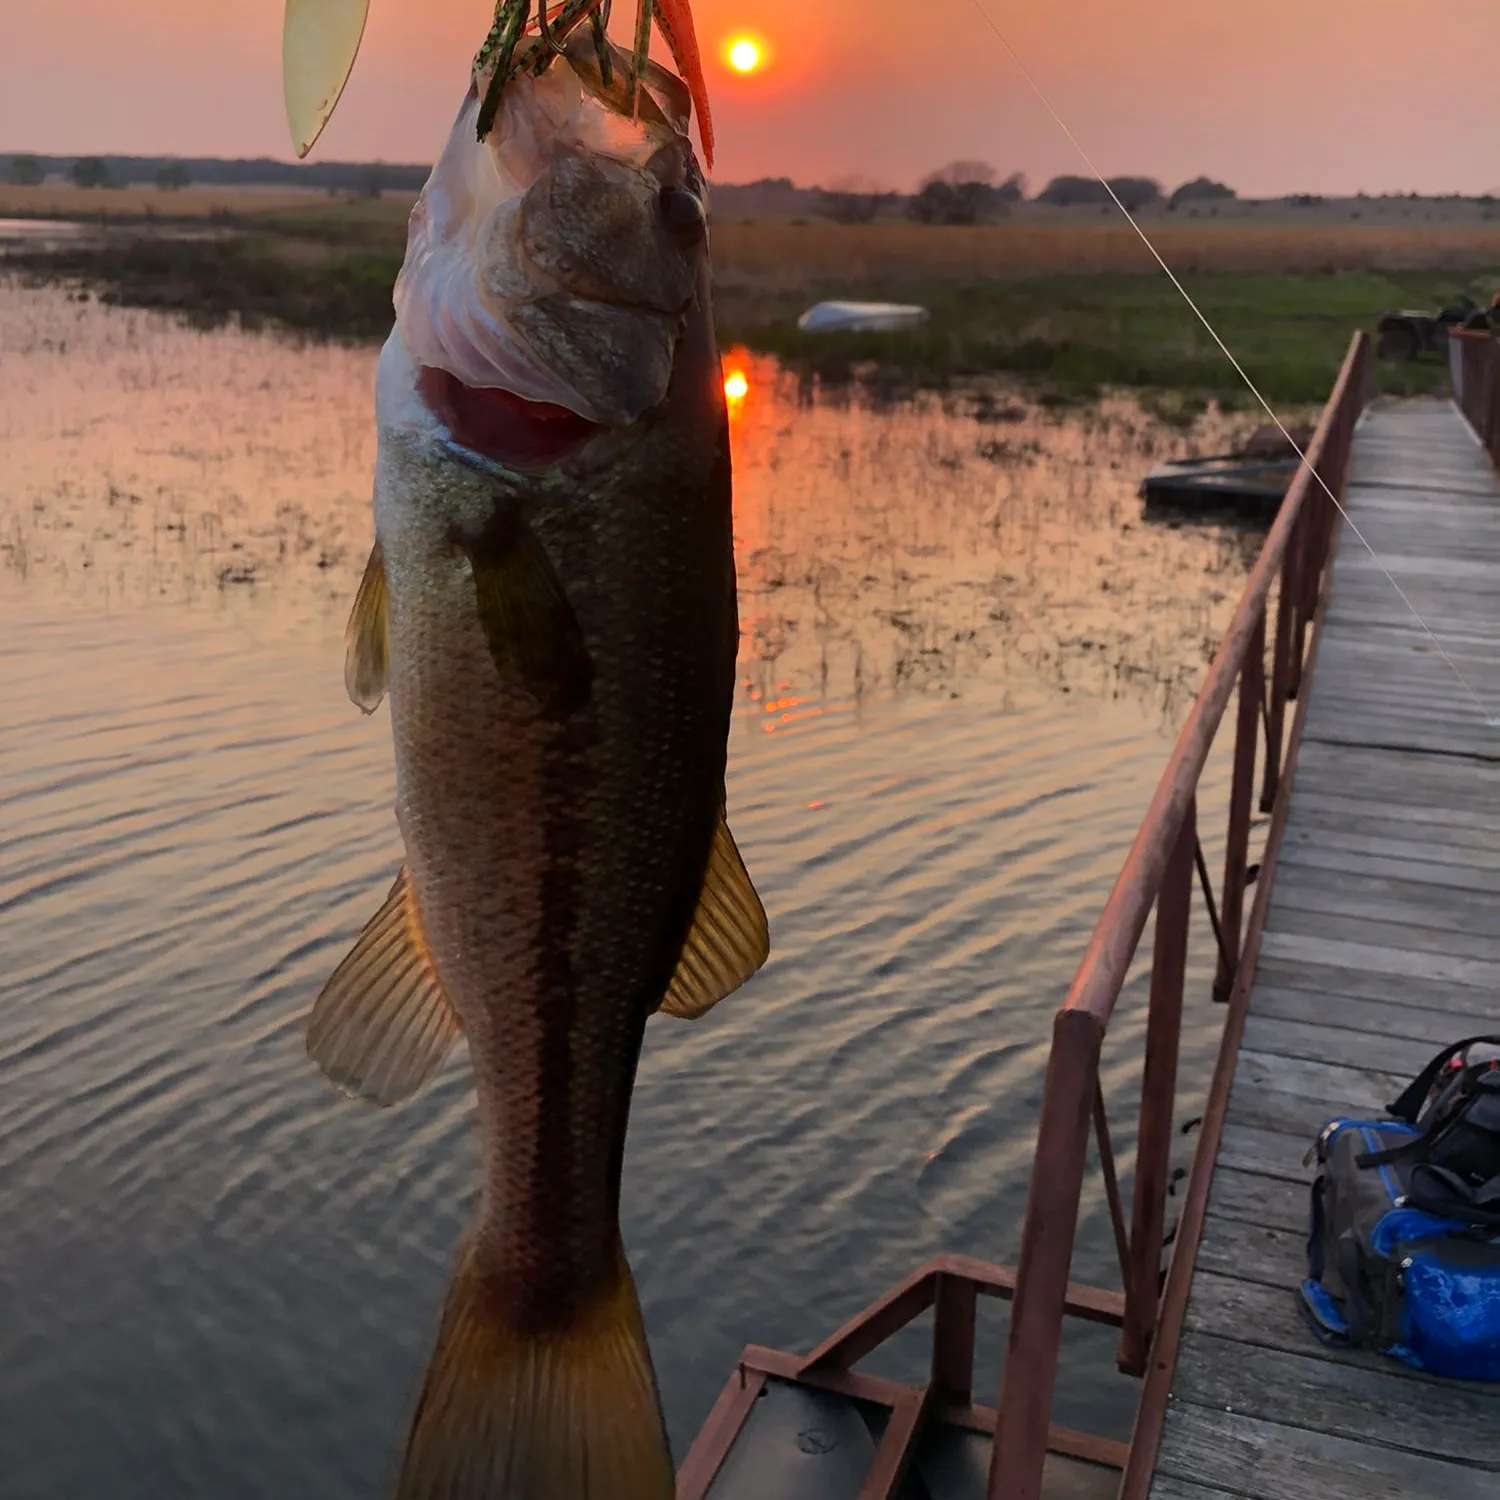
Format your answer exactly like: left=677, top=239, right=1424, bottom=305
left=1386, top=1036, right=1500, bottom=1123
left=1408, top=1164, right=1500, bottom=1228
left=1335, top=1232, right=1368, bottom=1345
left=1355, top=1111, right=1469, bottom=1171
left=1306, top=1175, right=1328, bottom=1282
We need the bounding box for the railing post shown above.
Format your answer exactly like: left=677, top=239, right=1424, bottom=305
left=1285, top=499, right=1309, bottom=702
left=988, top=1008, right=1105, bottom=1500
left=1260, top=537, right=1293, bottom=813
left=1214, top=621, right=1263, bottom=1003
left=931, top=1273, right=977, bottom=1408
left=1117, top=799, right=1194, bottom=1376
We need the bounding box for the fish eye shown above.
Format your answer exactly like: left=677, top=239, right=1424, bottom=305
left=658, top=186, right=706, bottom=249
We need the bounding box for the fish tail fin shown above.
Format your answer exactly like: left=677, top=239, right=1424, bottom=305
left=395, top=1236, right=674, bottom=1500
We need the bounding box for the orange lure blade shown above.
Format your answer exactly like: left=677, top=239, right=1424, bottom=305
left=650, top=0, right=714, bottom=169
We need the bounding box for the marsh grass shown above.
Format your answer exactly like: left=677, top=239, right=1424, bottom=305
left=0, top=181, right=419, bottom=225
left=716, top=269, right=1489, bottom=401
left=6, top=208, right=1493, bottom=400
left=712, top=219, right=1500, bottom=283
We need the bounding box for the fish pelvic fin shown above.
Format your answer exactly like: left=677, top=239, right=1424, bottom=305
left=344, top=538, right=389, bottom=714
left=395, top=1237, right=674, bottom=1500
left=307, top=867, right=462, bottom=1106
left=658, top=809, right=769, bottom=1020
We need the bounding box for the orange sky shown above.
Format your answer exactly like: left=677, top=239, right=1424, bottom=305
left=4, top=0, right=1500, bottom=193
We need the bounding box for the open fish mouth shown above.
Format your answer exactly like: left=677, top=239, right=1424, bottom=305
left=394, top=51, right=707, bottom=442
left=416, top=365, right=603, bottom=470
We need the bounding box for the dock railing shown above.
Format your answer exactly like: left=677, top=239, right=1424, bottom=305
left=993, top=330, right=1371, bottom=1500
left=1451, top=326, right=1500, bottom=464
left=676, top=331, right=1371, bottom=1500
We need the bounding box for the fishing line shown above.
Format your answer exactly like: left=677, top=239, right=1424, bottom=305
left=961, top=0, right=1500, bottom=726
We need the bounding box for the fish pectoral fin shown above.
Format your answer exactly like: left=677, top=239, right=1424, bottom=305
left=307, top=866, right=462, bottom=1106
left=658, top=811, right=770, bottom=1020
left=461, top=514, right=594, bottom=716
left=344, top=539, right=389, bottom=713
left=282, top=0, right=371, bottom=159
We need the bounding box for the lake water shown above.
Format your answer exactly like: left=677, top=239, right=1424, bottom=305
left=0, top=280, right=1264, bottom=1497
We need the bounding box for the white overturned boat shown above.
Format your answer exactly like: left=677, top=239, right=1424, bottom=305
left=796, top=300, right=929, bottom=334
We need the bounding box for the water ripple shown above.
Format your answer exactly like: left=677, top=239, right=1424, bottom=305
left=0, top=284, right=1252, bottom=1496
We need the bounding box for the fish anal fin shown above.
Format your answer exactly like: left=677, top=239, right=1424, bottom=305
left=344, top=538, right=389, bottom=714
left=307, top=867, right=462, bottom=1106
left=395, top=1238, right=673, bottom=1500
left=658, top=811, right=769, bottom=1020
left=461, top=511, right=594, bottom=717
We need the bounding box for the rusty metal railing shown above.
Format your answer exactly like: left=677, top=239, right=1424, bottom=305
left=676, top=332, right=1371, bottom=1500
left=990, top=330, right=1370, bottom=1500
left=1451, top=327, right=1500, bottom=464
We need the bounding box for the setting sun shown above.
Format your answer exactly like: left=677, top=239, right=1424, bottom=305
left=726, top=37, right=763, bottom=74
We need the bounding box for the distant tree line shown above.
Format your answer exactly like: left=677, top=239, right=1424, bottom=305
left=1168, top=176, right=1235, bottom=209
left=0, top=153, right=431, bottom=193
left=908, top=162, right=1026, bottom=225
left=809, top=166, right=1242, bottom=226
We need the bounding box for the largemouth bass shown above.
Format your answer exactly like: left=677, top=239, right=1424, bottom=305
left=308, top=34, right=767, bottom=1499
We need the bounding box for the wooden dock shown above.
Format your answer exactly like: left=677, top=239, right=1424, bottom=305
left=678, top=345, right=1500, bottom=1500
left=1148, top=396, right=1500, bottom=1499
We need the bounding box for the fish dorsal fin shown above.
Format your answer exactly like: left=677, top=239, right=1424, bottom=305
left=308, top=867, right=463, bottom=1105
left=283, top=0, right=372, bottom=159
left=345, top=539, right=389, bottom=714
left=658, top=812, right=769, bottom=1019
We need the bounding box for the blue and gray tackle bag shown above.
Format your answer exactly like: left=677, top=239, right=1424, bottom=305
left=1299, top=1034, right=1500, bottom=1380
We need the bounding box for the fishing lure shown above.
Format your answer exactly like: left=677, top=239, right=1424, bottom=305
left=283, top=0, right=713, bottom=166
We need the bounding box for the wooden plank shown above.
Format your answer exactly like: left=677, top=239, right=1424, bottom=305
left=1205, top=1166, right=1307, bottom=1235
left=1171, top=1334, right=1500, bottom=1466
left=1257, top=930, right=1500, bottom=987
left=1301, top=704, right=1500, bottom=744
left=1195, top=1210, right=1306, bottom=1290
left=1184, top=1263, right=1360, bottom=1361
left=1306, top=653, right=1500, bottom=681
left=1154, top=1402, right=1498, bottom=1499
left=1249, top=985, right=1496, bottom=1047
left=1307, top=643, right=1500, bottom=679
left=1303, top=660, right=1500, bottom=695
left=1284, top=808, right=1500, bottom=850
left=1267, top=907, right=1500, bottom=963
left=1312, top=610, right=1500, bottom=635
left=1268, top=869, right=1500, bottom=934
left=1240, top=1014, right=1450, bottom=1078
left=1294, top=746, right=1500, bottom=804
left=1273, top=842, right=1500, bottom=895
left=1252, top=959, right=1496, bottom=1014
left=1225, top=1083, right=1369, bottom=1140
left=1230, top=1049, right=1406, bottom=1115
left=1301, top=720, right=1500, bottom=753
left=1215, top=1121, right=1316, bottom=1183
left=1148, top=1478, right=1243, bottom=1500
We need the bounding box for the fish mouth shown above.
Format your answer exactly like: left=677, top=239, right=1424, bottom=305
left=417, top=366, right=602, bottom=471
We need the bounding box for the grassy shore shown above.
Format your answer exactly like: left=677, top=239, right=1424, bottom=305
left=5, top=189, right=1493, bottom=403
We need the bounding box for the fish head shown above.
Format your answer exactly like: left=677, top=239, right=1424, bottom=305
left=389, top=33, right=717, bottom=479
